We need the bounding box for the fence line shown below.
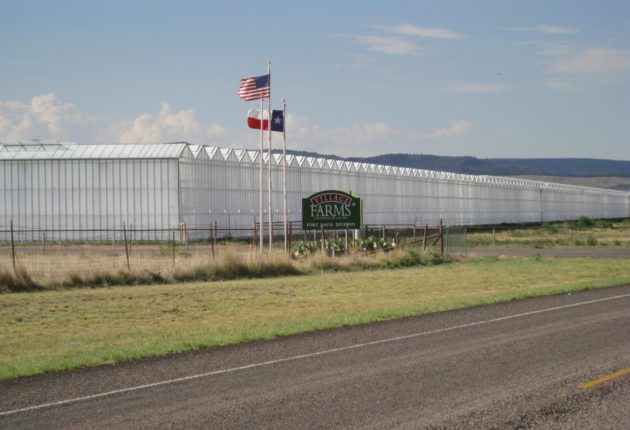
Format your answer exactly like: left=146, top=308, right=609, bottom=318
left=1, top=220, right=628, bottom=286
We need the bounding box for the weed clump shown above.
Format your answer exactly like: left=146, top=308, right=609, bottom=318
left=0, top=268, right=42, bottom=293
left=63, top=270, right=168, bottom=288
left=174, top=252, right=302, bottom=282
left=385, top=248, right=451, bottom=269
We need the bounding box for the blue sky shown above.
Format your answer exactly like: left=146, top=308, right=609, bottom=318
left=1, top=0, right=629, bottom=159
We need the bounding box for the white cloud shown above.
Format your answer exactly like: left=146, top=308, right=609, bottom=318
left=508, top=25, right=578, bottom=35
left=375, top=24, right=465, bottom=40
left=539, top=43, right=576, bottom=57
left=286, top=114, right=401, bottom=156
left=420, top=120, right=472, bottom=139
left=337, top=23, right=462, bottom=57
left=545, top=79, right=581, bottom=93
left=101, top=103, right=229, bottom=144
left=341, top=35, right=419, bottom=55
left=285, top=115, right=471, bottom=156
left=0, top=93, right=90, bottom=141
left=536, top=25, right=577, bottom=34
left=546, top=48, right=630, bottom=73
left=446, top=82, right=513, bottom=93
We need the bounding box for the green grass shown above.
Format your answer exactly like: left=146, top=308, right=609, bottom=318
left=1, top=256, right=629, bottom=380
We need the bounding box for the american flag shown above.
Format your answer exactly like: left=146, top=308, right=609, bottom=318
left=238, top=74, right=271, bottom=101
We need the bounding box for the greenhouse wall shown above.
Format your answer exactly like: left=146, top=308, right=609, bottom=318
left=179, top=146, right=630, bottom=236
left=1, top=142, right=629, bottom=242
left=0, top=143, right=183, bottom=240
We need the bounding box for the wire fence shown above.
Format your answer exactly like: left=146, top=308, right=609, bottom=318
left=2, top=221, right=628, bottom=286
left=0, top=221, right=452, bottom=284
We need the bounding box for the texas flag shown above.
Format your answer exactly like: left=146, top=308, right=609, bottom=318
left=247, top=109, right=284, bottom=132
left=247, top=108, right=269, bottom=130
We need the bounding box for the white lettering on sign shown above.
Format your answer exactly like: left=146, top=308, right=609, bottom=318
left=311, top=203, right=352, bottom=219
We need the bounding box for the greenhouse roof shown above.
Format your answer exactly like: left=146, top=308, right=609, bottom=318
left=0, top=141, right=192, bottom=160
left=1, top=141, right=627, bottom=196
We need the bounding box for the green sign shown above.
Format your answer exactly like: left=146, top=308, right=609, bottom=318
left=302, top=190, right=363, bottom=230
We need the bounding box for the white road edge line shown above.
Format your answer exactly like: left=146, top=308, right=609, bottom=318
left=2, top=292, right=630, bottom=417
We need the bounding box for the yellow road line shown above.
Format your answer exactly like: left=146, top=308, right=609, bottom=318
left=579, top=368, right=630, bottom=390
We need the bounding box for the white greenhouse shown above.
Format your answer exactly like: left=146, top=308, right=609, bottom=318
left=1, top=141, right=629, bottom=241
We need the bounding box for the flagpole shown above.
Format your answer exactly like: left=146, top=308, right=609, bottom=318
left=267, top=60, right=273, bottom=252
left=259, top=98, right=264, bottom=254
left=282, top=98, right=288, bottom=252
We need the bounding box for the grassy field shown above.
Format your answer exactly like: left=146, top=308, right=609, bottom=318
left=466, top=219, right=630, bottom=248
left=1, top=256, right=629, bottom=380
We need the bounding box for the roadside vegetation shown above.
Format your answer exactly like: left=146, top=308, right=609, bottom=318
left=466, top=217, right=630, bottom=248
left=1, top=217, right=628, bottom=291
left=1, top=255, right=629, bottom=380
left=0, top=247, right=452, bottom=293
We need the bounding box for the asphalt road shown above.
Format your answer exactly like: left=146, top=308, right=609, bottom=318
left=1, top=285, right=629, bottom=429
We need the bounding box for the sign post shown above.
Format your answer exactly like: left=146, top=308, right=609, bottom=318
left=302, top=190, right=363, bottom=230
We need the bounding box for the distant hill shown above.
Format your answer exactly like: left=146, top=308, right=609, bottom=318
left=280, top=150, right=630, bottom=178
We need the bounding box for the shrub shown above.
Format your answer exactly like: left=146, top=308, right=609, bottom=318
left=291, top=240, right=319, bottom=258
left=586, top=235, right=598, bottom=246
left=594, top=219, right=613, bottom=229
left=540, top=223, right=559, bottom=234
left=386, top=248, right=423, bottom=268
left=357, top=235, right=396, bottom=252
left=385, top=248, right=450, bottom=269
left=573, top=216, right=594, bottom=230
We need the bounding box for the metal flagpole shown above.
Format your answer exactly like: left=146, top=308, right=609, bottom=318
left=267, top=60, right=273, bottom=251
left=282, top=98, right=288, bottom=252
left=259, top=98, right=264, bottom=254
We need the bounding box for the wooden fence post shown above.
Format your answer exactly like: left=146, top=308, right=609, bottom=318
left=423, top=224, right=428, bottom=251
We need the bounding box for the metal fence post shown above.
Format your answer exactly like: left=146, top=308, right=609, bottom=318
left=122, top=223, right=130, bottom=271
left=439, top=218, right=444, bottom=257
left=464, top=227, right=468, bottom=256
left=210, top=225, right=215, bottom=262
left=172, top=229, right=176, bottom=266
left=10, top=220, right=16, bottom=274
